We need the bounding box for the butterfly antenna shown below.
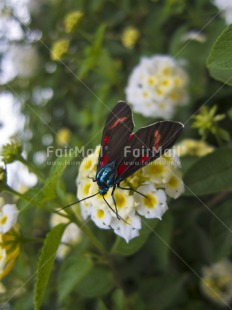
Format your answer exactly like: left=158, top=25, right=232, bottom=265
left=57, top=192, right=99, bottom=212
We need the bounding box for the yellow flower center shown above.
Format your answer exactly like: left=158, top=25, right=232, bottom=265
left=170, top=91, right=178, bottom=100
left=143, top=91, right=149, bottom=98
left=144, top=194, right=157, bottom=209
left=162, top=67, right=172, bottom=75
left=174, top=77, right=183, bottom=87
left=97, top=209, right=104, bottom=219
left=148, top=76, right=157, bottom=86
left=0, top=252, right=5, bottom=262
left=162, top=153, right=172, bottom=162
left=159, top=103, right=167, bottom=110
left=168, top=176, right=178, bottom=188
left=156, top=87, right=164, bottom=96
left=115, top=192, right=126, bottom=209
left=0, top=215, right=7, bottom=225
left=83, top=183, right=91, bottom=196
left=149, top=163, right=164, bottom=175
left=83, top=159, right=92, bottom=170
left=161, top=79, right=170, bottom=87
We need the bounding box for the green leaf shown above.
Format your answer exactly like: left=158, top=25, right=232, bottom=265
left=39, top=151, right=76, bottom=202
left=139, top=272, right=187, bottom=309
left=76, top=266, right=114, bottom=297
left=210, top=199, right=232, bottom=262
left=111, top=219, right=158, bottom=256
left=112, top=289, right=126, bottom=310
left=217, top=128, right=230, bottom=141
left=183, top=148, right=232, bottom=196
left=207, top=25, right=232, bottom=86
left=57, top=253, right=93, bottom=303
left=34, top=224, right=66, bottom=310
left=180, top=155, right=201, bottom=175
left=151, top=213, right=173, bottom=271
left=96, top=299, right=108, bottom=310
left=78, top=24, right=106, bottom=78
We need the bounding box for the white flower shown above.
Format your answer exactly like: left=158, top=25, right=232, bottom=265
left=7, top=161, right=37, bottom=192
left=125, top=55, right=189, bottom=119
left=134, top=184, right=168, bottom=219
left=163, top=173, right=185, bottom=199
left=177, top=139, right=214, bottom=157
left=91, top=205, right=112, bottom=230
left=213, top=0, right=232, bottom=24
left=108, top=189, right=135, bottom=218
left=161, top=150, right=181, bottom=168
left=0, top=93, right=26, bottom=148
left=0, top=204, right=19, bottom=234
left=142, top=159, right=172, bottom=184
left=111, top=212, right=141, bottom=243
left=77, top=152, right=98, bottom=181
left=201, top=259, right=232, bottom=306
left=50, top=212, right=82, bottom=260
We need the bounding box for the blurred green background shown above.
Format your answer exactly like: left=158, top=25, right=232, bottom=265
left=1, top=0, right=232, bottom=309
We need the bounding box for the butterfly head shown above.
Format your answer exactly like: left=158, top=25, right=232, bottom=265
left=96, top=162, right=117, bottom=196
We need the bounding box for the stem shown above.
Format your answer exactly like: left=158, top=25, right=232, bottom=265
left=20, top=236, right=44, bottom=243
left=207, top=192, right=232, bottom=208
left=107, top=257, right=124, bottom=289
left=3, top=185, right=44, bottom=209
left=18, top=156, right=45, bottom=182
left=71, top=214, right=107, bottom=256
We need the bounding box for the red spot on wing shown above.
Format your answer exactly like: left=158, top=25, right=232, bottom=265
left=128, top=133, right=134, bottom=140
left=140, top=156, right=150, bottom=163
left=103, top=135, right=109, bottom=145
left=154, top=130, right=161, bottom=150
left=100, top=154, right=109, bottom=166
left=117, top=163, right=128, bottom=176
left=109, top=117, right=127, bottom=130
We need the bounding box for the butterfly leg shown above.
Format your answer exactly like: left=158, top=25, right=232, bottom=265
left=111, top=185, right=121, bottom=220
left=101, top=188, right=121, bottom=220
left=117, top=184, right=147, bottom=198
left=88, top=176, right=96, bottom=182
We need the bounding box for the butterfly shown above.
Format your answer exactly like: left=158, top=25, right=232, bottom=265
left=64, top=101, right=184, bottom=219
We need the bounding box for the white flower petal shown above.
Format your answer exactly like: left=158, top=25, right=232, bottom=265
left=111, top=212, right=141, bottom=243
left=91, top=206, right=112, bottom=230
left=134, top=185, right=168, bottom=219
left=164, top=174, right=185, bottom=199
left=0, top=204, right=19, bottom=233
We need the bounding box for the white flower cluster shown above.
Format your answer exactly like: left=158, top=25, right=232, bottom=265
left=125, top=55, right=189, bottom=119
left=77, top=146, right=184, bottom=243
left=50, top=212, right=82, bottom=260
left=201, top=259, right=232, bottom=306
left=213, top=0, right=232, bottom=24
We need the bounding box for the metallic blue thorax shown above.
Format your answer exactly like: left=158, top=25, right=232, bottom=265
left=96, top=162, right=118, bottom=195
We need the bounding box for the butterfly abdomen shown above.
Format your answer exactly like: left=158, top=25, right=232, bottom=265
left=96, top=162, right=118, bottom=195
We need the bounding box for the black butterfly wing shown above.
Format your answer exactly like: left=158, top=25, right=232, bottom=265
left=115, top=121, right=184, bottom=181
left=97, top=101, right=134, bottom=168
